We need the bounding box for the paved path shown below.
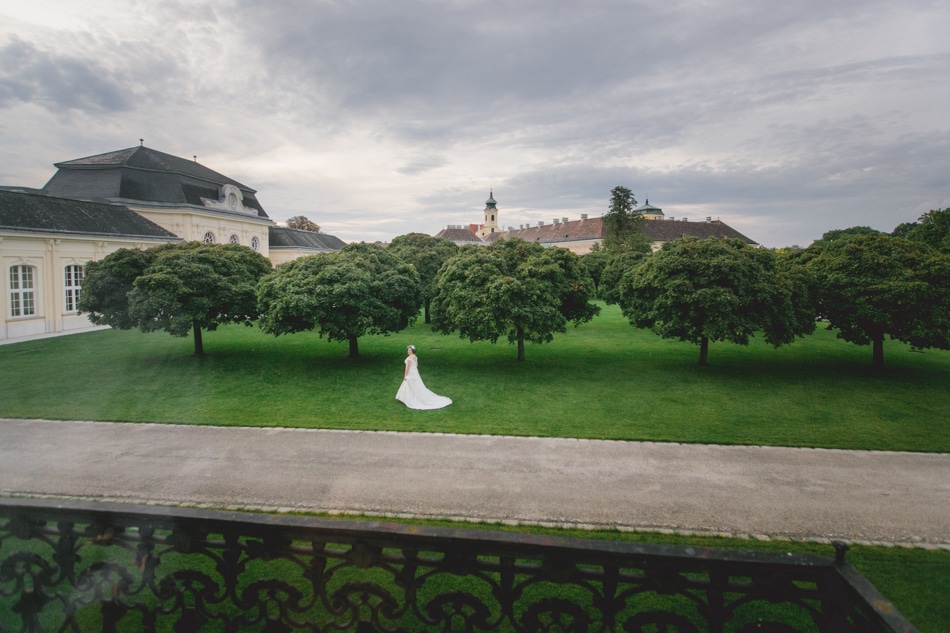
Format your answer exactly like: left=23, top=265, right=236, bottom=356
left=1, top=418, right=948, bottom=545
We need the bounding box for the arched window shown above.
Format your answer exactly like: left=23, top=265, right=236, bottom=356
left=229, top=234, right=240, bottom=245
left=251, top=236, right=260, bottom=252
left=202, top=231, right=216, bottom=244
left=9, top=265, right=36, bottom=317
left=64, top=265, right=84, bottom=312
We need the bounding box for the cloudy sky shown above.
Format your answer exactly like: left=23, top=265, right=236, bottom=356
left=1, top=0, right=948, bottom=247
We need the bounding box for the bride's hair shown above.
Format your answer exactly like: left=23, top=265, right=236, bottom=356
left=408, top=345, right=416, bottom=353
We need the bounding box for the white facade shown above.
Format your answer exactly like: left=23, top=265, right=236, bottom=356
left=126, top=201, right=271, bottom=259
left=1, top=230, right=172, bottom=343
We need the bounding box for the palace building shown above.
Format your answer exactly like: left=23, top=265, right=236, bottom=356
left=1, top=145, right=344, bottom=343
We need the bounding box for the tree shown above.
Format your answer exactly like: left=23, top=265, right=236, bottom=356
left=128, top=243, right=271, bottom=355
left=892, top=208, right=950, bottom=254
left=618, top=237, right=813, bottom=365
left=80, top=242, right=273, bottom=355
left=431, top=239, right=599, bottom=361
left=808, top=226, right=881, bottom=251
left=79, top=247, right=157, bottom=330
left=578, top=244, right=611, bottom=298
left=773, top=247, right=819, bottom=343
left=807, top=233, right=950, bottom=369
left=286, top=216, right=321, bottom=232
left=598, top=250, right=649, bottom=305
left=602, top=186, right=651, bottom=254
left=257, top=242, right=422, bottom=358
left=388, top=233, right=459, bottom=323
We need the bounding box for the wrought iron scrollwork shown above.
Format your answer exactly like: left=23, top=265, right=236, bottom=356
left=0, top=498, right=918, bottom=632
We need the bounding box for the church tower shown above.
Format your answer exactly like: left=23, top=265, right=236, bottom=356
left=479, top=190, right=499, bottom=237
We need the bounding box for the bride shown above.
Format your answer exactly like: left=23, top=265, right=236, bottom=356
left=396, top=345, right=452, bottom=410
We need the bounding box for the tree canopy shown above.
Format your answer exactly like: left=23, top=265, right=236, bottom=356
left=601, top=185, right=650, bottom=254
left=388, top=233, right=459, bottom=323
left=618, top=237, right=814, bottom=365
left=892, top=207, right=950, bottom=254
left=286, top=216, right=321, bottom=232
left=431, top=239, right=599, bottom=361
left=806, top=232, right=950, bottom=368
left=256, top=242, right=422, bottom=357
left=598, top=250, right=649, bottom=305
left=79, top=242, right=273, bottom=355
left=78, top=247, right=157, bottom=331
left=578, top=244, right=612, bottom=298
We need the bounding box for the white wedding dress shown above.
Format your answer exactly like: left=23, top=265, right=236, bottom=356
left=396, top=355, right=452, bottom=410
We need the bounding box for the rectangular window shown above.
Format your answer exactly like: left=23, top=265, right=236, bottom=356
left=64, top=264, right=83, bottom=312
left=10, top=265, right=35, bottom=317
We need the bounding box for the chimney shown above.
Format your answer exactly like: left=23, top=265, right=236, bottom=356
left=562, top=217, right=569, bottom=224
left=669, top=217, right=675, bottom=221
left=706, top=217, right=712, bottom=223
left=581, top=213, right=588, bottom=221
left=553, top=218, right=560, bottom=225
left=538, top=221, right=545, bottom=227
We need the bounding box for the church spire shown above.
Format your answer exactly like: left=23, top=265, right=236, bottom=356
left=480, top=190, right=499, bottom=237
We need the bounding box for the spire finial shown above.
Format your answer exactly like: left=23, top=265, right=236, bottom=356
left=139, top=138, right=144, bottom=146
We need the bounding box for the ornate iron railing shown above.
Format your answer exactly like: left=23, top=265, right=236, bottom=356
left=0, top=498, right=917, bottom=632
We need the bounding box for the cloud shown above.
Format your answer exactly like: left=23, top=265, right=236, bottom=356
left=0, top=38, right=133, bottom=111
left=0, top=0, right=948, bottom=247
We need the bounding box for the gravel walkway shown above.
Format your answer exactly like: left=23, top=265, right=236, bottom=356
left=1, top=418, right=948, bottom=547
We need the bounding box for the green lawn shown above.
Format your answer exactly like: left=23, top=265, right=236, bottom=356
left=2, top=303, right=949, bottom=452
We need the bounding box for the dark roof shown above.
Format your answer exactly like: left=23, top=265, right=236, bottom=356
left=497, top=216, right=757, bottom=246
left=498, top=217, right=604, bottom=243
left=268, top=226, right=346, bottom=251
left=43, top=146, right=269, bottom=218
left=435, top=227, right=485, bottom=244
left=0, top=189, right=181, bottom=240
left=642, top=218, right=757, bottom=244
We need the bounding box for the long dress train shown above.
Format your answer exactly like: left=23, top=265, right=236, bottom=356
left=395, top=355, right=452, bottom=410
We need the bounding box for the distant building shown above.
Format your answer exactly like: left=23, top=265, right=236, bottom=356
left=1, top=145, right=345, bottom=343
left=267, top=227, right=346, bottom=266
left=434, top=225, right=487, bottom=246
left=436, top=195, right=757, bottom=254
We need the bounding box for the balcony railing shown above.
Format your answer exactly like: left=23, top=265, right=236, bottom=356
left=0, top=498, right=918, bottom=632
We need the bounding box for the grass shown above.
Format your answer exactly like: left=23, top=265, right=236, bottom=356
left=1, top=303, right=949, bottom=452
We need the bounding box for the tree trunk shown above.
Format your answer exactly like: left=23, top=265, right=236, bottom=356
left=517, top=328, right=525, bottom=362
left=193, top=320, right=204, bottom=356
left=699, top=336, right=709, bottom=366
left=348, top=335, right=359, bottom=358
left=872, top=334, right=884, bottom=369
left=424, top=299, right=431, bottom=324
